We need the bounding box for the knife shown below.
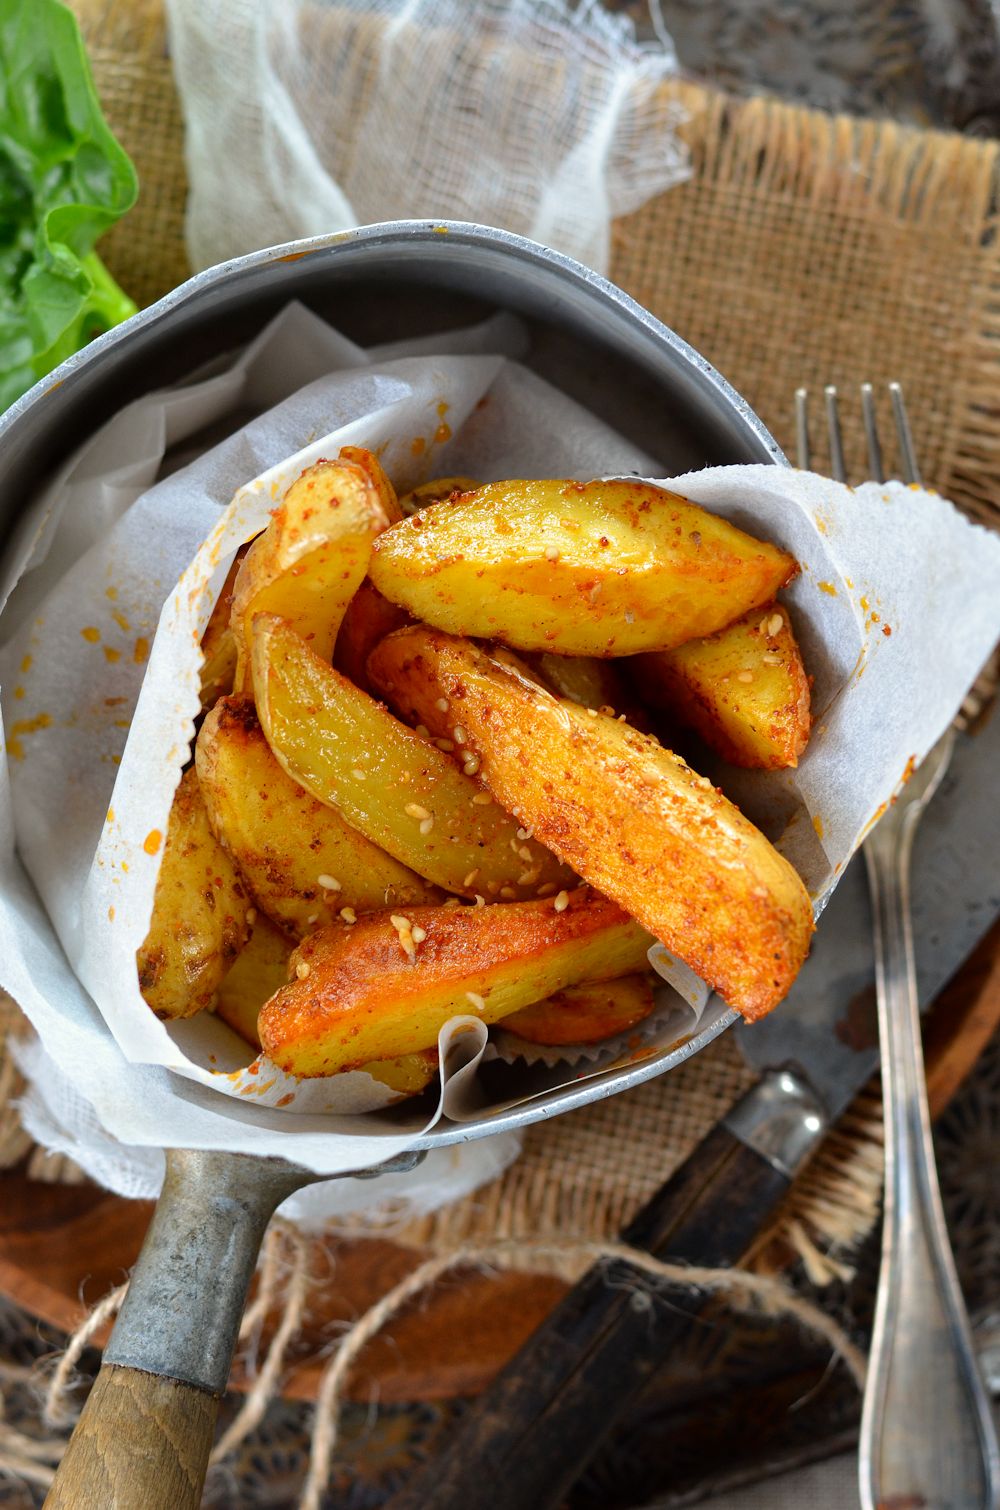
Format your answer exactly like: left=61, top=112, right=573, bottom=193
left=385, top=710, right=1000, bottom=1510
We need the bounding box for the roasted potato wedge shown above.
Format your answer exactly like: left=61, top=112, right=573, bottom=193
left=333, top=579, right=410, bottom=693
left=199, top=544, right=249, bottom=710
left=215, top=914, right=293, bottom=1046
left=525, top=653, right=650, bottom=730
left=398, top=476, right=480, bottom=516
left=503, top=972, right=655, bottom=1046
left=251, top=615, right=574, bottom=901
left=369, top=478, right=797, bottom=656
left=363, top=1050, right=439, bottom=1096
left=137, top=768, right=252, bottom=1019
left=216, top=918, right=439, bottom=1095
left=230, top=448, right=396, bottom=693
left=367, top=627, right=813, bottom=1020
left=197, top=696, right=440, bottom=936
left=634, top=604, right=811, bottom=769
left=259, top=889, right=651, bottom=1076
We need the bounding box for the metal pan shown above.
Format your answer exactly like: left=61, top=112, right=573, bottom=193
left=4, top=222, right=784, bottom=1509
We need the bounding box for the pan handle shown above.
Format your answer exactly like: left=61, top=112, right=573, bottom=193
left=386, top=1068, right=827, bottom=1510
left=45, top=1145, right=423, bottom=1510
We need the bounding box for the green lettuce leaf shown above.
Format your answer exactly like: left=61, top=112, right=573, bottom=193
left=0, top=0, right=138, bottom=410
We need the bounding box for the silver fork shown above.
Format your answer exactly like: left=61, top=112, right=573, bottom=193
left=797, top=383, right=1000, bottom=1510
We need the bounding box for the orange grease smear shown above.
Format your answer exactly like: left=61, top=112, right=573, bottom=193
left=143, top=829, right=163, bottom=856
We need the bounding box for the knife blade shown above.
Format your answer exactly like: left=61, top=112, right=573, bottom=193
left=385, top=714, right=1000, bottom=1510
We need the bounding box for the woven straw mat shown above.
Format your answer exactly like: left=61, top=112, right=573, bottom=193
left=2, top=0, right=998, bottom=1270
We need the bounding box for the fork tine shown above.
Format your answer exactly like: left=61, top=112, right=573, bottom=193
left=889, top=382, right=922, bottom=485
left=860, top=383, right=885, bottom=483
left=824, top=386, right=847, bottom=482
left=795, top=388, right=810, bottom=469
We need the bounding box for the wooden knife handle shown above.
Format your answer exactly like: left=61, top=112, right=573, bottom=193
left=387, top=1068, right=827, bottom=1510
left=44, top=1366, right=218, bottom=1510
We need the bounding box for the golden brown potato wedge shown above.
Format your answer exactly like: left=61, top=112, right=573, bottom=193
left=525, top=653, right=651, bottom=731
left=251, top=615, right=574, bottom=902
left=363, top=1050, right=439, bottom=1096
left=503, top=972, right=655, bottom=1046
left=259, top=890, right=651, bottom=1076
left=398, top=476, right=480, bottom=516
left=137, top=768, right=253, bottom=1019
left=369, top=478, right=797, bottom=656
left=216, top=920, right=439, bottom=1096
left=215, top=914, right=293, bottom=1046
left=367, top=627, right=813, bottom=1020
left=196, top=696, right=440, bottom=936
left=333, top=579, right=410, bottom=694
left=230, top=448, right=396, bottom=693
left=634, top=604, right=811, bottom=769
left=199, top=544, right=249, bottom=710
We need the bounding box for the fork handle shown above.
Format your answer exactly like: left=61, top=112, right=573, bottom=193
left=861, top=814, right=1000, bottom=1510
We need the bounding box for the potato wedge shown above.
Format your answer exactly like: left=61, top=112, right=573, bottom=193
left=216, top=920, right=439, bottom=1096
left=333, top=579, right=410, bottom=693
left=367, top=627, right=813, bottom=1020
left=199, top=544, right=249, bottom=710
left=231, top=448, right=395, bottom=693
left=260, top=890, right=651, bottom=1075
left=369, top=478, right=797, bottom=656
left=137, top=768, right=252, bottom=1019
left=196, top=696, right=439, bottom=936
left=398, top=476, right=480, bottom=516
left=503, top=972, right=655, bottom=1046
left=526, top=653, right=651, bottom=730
left=216, top=914, right=293, bottom=1046
left=634, top=604, right=811, bottom=769
left=251, top=615, right=574, bottom=901
left=364, top=1050, right=439, bottom=1096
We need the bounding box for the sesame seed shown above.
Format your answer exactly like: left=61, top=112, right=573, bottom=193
left=340, top=906, right=357, bottom=924
left=443, top=897, right=461, bottom=908
left=554, top=890, right=570, bottom=912
left=486, top=881, right=500, bottom=895
left=453, top=726, right=467, bottom=745
left=518, top=867, right=540, bottom=885
left=544, top=546, right=560, bottom=561
left=736, top=670, right=754, bottom=683
left=474, top=894, right=486, bottom=907
left=245, top=908, right=257, bottom=926
left=435, top=697, right=449, bottom=712
left=390, top=914, right=416, bottom=961
left=518, top=845, right=533, bottom=862
left=537, top=883, right=557, bottom=897
left=768, top=613, right=783, bottom=636
left=762, top=653, right=781, bottom=665
left=419, top=816, right=434, bottom=834
left=499, top=886, right=516, bottom=899
left=306, top=912, right=319, bottom=925
left=405, top=803, right=430, bottom=820
left=466, top=991, right=486, bottom=1011
left=463, top=755, right=480, bottom=775
left=434, top=738, right=455, bottom=752
left=516, top=827, right=532, bottom=841
left=463, top=869, right=480, bottom=887
left=560, top=517, right=579, bottom=530
left=472, top=792, right=492, bottom=805
left=587, top=707, right=598, bottom=717
left=415, top=723, right=430, bottom=738
left=317, top=873, right=341, bottom=892
left=410, top=924, right=427, bottom=944
left=588, top=582, right=602, bottom=603
left=295, top=960, right=311, bottom=980
left=352, top=767, right=366, bottom=780
left=598, top=705, right=615, bottom=717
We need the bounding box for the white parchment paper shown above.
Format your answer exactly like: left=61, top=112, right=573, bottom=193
left=2, top=302, right=999, bottom=1176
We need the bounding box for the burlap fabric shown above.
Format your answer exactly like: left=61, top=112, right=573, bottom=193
left=2, top=0, right=998, bottom=1271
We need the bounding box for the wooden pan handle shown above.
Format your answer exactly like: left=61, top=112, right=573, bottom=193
left=45, top=1366, right=219, bottom=1510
